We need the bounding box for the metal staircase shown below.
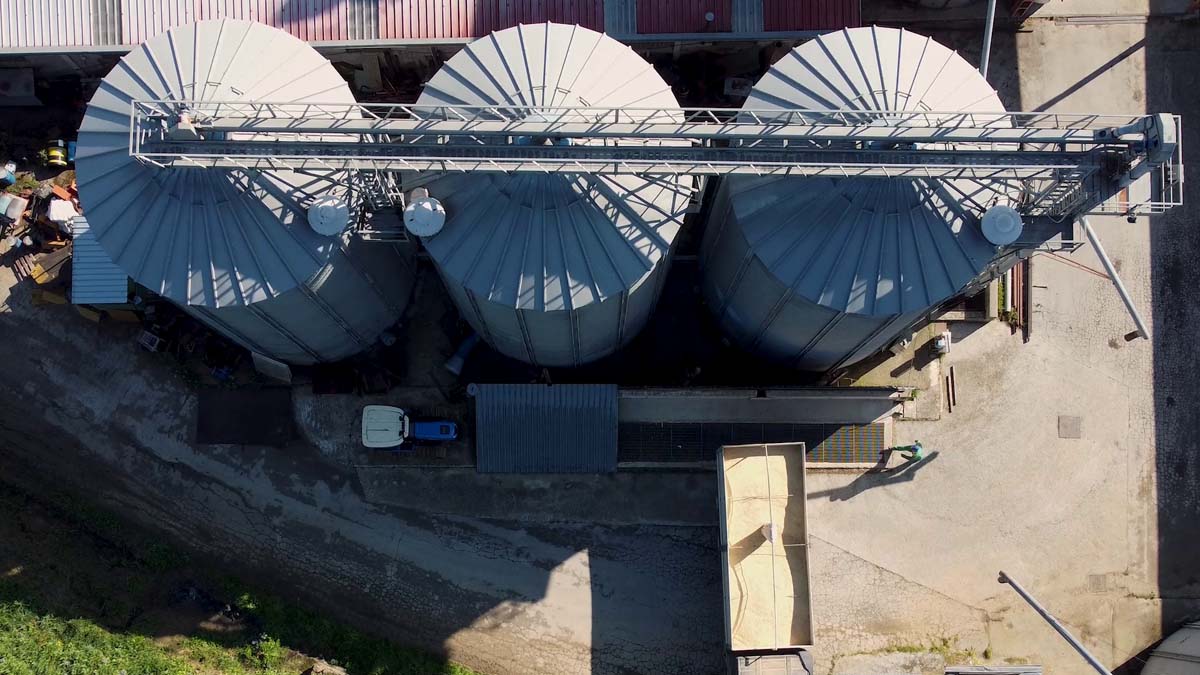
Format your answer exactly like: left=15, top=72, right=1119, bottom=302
left=355, top=169, right=409, bottom=243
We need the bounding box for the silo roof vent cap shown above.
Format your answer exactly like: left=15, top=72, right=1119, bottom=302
left=404, top=197, right=447, bottom=237
left=981, top=205, right=1024, bottom=246
left=308, top=195, right=350, bottom=236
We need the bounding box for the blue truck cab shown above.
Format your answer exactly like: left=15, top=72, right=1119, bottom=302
left=411, top=420, right=458, bottom=441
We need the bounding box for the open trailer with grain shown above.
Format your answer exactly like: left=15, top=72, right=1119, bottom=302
left=718, top=442, right=815, bottom=675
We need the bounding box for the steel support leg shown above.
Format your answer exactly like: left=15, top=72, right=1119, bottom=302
left=981, top=0, right=998, bottom=78
left=998, top=571, right=1113, bottom=675
left=1081, top=217, right=1151, bottom=340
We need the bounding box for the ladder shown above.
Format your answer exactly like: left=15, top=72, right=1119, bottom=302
left=354, top=169, right=409, bottom=242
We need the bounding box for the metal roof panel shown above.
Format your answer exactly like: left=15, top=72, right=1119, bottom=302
left=378, top=0, right=604, bottom=39
left=70, top=216, right=129, bottom=305
left=474, top=383, right=618, bottom=473
left=762, top=0, right=861, bottom=32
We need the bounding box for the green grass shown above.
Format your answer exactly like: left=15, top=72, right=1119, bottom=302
left=0, top=601, right=191, bottom=675
left=0, top=578, right=482, bottom=675
left=0, top=593, right=473, bottom=675
left=182, top=637, right=246, bottom=673
left=0, top=482, right=485, bottom=675
left=224, top=585, right=477, bottom=675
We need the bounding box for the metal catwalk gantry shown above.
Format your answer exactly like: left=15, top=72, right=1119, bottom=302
left=129, top=100, right=1182, bottom=223
left=127, top=99, right=1184, bottom=334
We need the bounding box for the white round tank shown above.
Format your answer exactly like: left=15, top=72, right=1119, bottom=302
left=415, top=23, right=694, bottom=367
left=75, top=19, right=416, bottom=365
left=982, top=205, right=1024, bottom=246
left=308, top=196, right=351, bottom=236
left=404, top=197, right=446, bottom=237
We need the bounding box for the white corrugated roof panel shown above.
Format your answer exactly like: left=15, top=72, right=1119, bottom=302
left=70, top=216, right=129, bottom=305
left=1, top=0, right=100, bottom=49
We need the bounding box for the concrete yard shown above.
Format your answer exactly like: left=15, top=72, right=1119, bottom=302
left=0, top=3, right=1198, bottom=675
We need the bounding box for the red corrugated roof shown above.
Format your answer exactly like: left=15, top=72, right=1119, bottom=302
left=379, top=0, right=604, bottom=40
left=762, top=0, right=861, bottom=32
left=2, top=0, right=861, bottom=52
left=637, top=0, right=733, bottom=33
left=121, top=0, right=355, bottom=44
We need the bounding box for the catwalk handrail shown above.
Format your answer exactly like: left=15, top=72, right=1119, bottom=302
left=126, top=101, right=1183, bottom=215
left=131, top=100, right=1170, bottom=145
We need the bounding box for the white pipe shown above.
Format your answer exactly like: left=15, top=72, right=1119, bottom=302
left=980, top=0, right=998, bottom=78
left=1081, top=217, right=1150, bottom=340
left=999, top=571, right=1113, bottom=675
left=1003, top=268, right=1013, bottom=313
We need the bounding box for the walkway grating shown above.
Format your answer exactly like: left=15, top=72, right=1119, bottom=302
left=618, top=422, right=884, bottom=464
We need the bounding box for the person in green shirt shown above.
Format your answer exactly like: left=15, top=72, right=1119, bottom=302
left=898, top=440, right=925, bottom=463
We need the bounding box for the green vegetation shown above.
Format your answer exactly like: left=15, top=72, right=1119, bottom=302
left=827, top=636, right=983, bottom=673
left=3, top=172, right=40, bottom=195
left=926, top=636, right=979, bottom=665
left=0, top=600, right=191, bottom=675
left=222, top=585, right=477, bottom=675
left=0, top=483, right=482, bottom=675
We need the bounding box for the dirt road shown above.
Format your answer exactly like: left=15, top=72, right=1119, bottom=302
left=0, top=275, right=726, bottom=675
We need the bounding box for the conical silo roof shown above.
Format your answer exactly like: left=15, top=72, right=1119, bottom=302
left=75, top=19, right=358, bottom=308
left=729, top=26, right=1001, bottom=317
left=416, top=22, right=693, bottom=315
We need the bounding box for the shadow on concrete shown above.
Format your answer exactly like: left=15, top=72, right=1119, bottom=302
left=1033, top=38, right=1147, bottom=112
left=1141, top=2, right=1200, bottom=670
left=0, top=285, right=729, bottom=675
left=807, top=451, right=941, bottom=502
left=888, top=338, right=942, bottom=378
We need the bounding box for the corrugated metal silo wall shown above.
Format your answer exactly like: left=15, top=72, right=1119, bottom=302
left=700, top=179, right=922, bottom=372
left=436, top=250, right=671, bottom=368
left=186, top=238, right=417, bottom=365
left=414, top=23, right=689, bottom=369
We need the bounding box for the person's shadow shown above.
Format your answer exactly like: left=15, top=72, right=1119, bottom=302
left=808, top=451, right=941, bottom=502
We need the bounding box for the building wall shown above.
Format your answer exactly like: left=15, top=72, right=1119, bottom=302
left=637, top=0, right=733, bottom=33
left=0, top=0, right=860, bottom=52
left=762, top=0, right=861, bottom=31
left=379, top=0, right=604, bottom=39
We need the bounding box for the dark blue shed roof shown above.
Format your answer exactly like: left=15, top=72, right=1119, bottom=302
left=473, top=383, right=618, bottom=473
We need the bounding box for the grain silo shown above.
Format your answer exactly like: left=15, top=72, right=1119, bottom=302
left=75, top=19, right=416, bottom=365
left=701, top=26, right=1003, bottom=372
left=413, top=23, right=694, bottom=368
